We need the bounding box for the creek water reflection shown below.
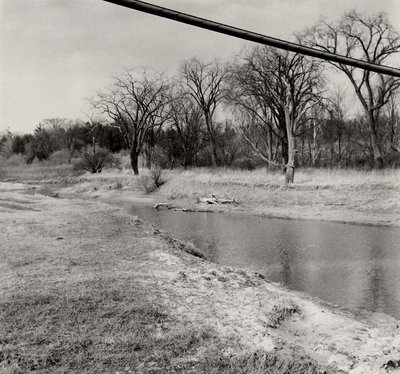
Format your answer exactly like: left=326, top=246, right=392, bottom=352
left=128, top=203, right=400, bottom=319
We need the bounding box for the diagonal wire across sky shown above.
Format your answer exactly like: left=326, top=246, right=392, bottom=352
left=103, top=0, right=400, bottom=78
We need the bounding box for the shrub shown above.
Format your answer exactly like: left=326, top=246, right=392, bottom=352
left=138, top=168, right=166, bottom=193
left=73, top=149, right=120, bottom=174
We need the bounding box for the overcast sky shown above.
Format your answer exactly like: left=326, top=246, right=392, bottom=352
left=1, top=0, right=399, bottom=133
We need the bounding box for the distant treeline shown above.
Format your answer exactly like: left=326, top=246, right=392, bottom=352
left=2, top=110, right=398, bottom=170
left=1, top=10, right=399, bottom=181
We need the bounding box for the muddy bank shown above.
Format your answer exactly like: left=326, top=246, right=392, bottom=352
left=1, top=182, right=399, bottom=373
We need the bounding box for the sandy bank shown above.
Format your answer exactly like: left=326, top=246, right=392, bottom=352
left=1, top=182, right=399, bottom=373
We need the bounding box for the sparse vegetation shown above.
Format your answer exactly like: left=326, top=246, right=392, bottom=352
left=1, top=184, right=398, bottom=373
left=73, top=148, right=121, bottom=174
left=138, top=168, right=166, bottom=193
left=0, top=187, right=340, bottom=374
left=0, top=159, right=76, bottom=182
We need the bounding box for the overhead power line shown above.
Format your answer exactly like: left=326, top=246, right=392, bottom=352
left=103, top=0, right=400, bottom=78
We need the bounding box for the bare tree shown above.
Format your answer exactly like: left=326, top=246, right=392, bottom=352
left=91, top=69, right=171, bottom=175
left=43, top=118, right=85, bottom=163
left=142, top=124, right=163, bottom=170
left=303, top=10, right=400, bottom=168
left=229, top=46, right=325, bottom=183
left=181, top=58, right=227, bottom=167
left=384, top=94, right=400, bottom=156
left=322, top=90, right=351, bottom=167
left=170, top=92, right=207, bottom=168
left=227, top=48, right=285, bottom=169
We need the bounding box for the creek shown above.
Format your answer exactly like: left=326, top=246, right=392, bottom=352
left=126, top=201, right=400, bottom=319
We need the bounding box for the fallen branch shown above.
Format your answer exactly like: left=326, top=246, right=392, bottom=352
left=197, top=197, right=219, bottom=205
left=153, top=202, right=172, bottom=210
left=197, top=195, right=238, bottom=205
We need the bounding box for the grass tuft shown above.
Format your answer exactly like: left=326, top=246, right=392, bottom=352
left=267, top=301, right=301, bottom=328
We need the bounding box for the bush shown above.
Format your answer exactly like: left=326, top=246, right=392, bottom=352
left=138, top=168, right=166, bottom=193
left=73, top=149, right=120, bottom=174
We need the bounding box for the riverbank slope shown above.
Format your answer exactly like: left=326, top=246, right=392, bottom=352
left=1, top=182, right=399, bottom=373
left=51, top=167, right=400, bottom=227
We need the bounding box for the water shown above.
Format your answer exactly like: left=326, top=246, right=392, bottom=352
left=126, top=202, right=400, bottom=319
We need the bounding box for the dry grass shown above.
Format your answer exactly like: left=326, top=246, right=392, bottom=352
left=154, top=167, right=399, bottom=219
left=162, top=167, right=399, bottom=190
left=0, top=161, right=76, bottom=183
left=1, top=159, right=399, bottom=225
left=0, top=287, right=330, bottom=374
left=59, top=166, right=400, bottom=194
left=0, top=189, right=335, bottom=374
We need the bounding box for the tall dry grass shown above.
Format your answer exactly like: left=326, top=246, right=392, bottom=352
left=0, top=162, right=75, bottom=182
left=163, top=167, right=400, bottom=188
left=2, top=151, right=399, bottom=215
left=157, top=167, right=399, bottom=201
left=0, top=152, right=78, bottom=183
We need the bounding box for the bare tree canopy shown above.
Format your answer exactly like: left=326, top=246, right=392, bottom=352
left=90, top=69, right=171, bottom=175
left=181, top=58, right=227, bottom=167
left=228, top=46, right=325, bottom=182
left=42, top=118, right=85, bottom=163
left=170, top=91, right=207, bottom=169
left=302, top=10, right=400, bottom=168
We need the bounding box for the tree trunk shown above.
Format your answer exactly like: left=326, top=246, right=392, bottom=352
left=205, top=112, right=218, bottom=167
left=92, top=135, right=97, bottom=156
left=311, top=124, right=317, bottom=167
left=285, top=135, right=296, bottom=184
left=209, top=136, right=218, bottom=167
left=367, top=112, right=384, bottom=169
left=130, top=150, right=139, bottom=175
left=370, top=131, right=384, bottom=169
left=146, top=155, right=152, bottom=170
left=67, top=146, right=73, bottom=164
left=267, top=128, right=274, bottom=170
left=281, top=138, right=289, bottom=174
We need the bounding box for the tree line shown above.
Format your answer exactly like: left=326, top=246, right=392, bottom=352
left=2, top=10, right=400, bottom=182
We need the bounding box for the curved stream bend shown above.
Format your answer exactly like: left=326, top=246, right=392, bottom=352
left=126, top=202, right=400, bottom=320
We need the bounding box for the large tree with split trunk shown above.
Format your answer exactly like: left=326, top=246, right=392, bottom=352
left=302, top=10, right=400, bottom=169
left=91, top=69, right=171, bottom=175
left=228, top=46, right=325, bottom=183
